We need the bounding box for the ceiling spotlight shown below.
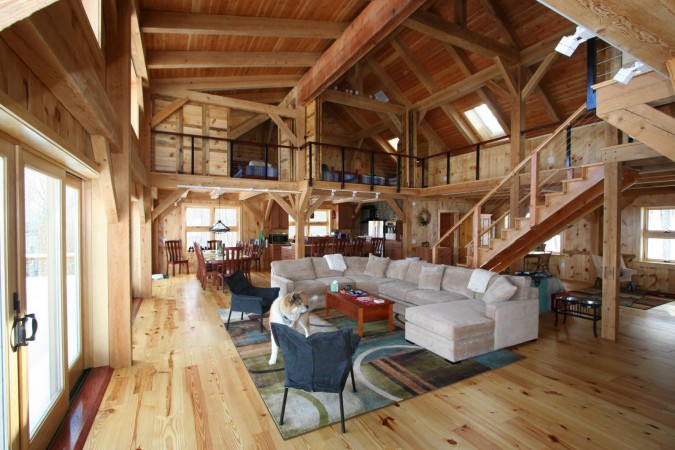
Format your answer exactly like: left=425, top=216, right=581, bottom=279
left=352, top=191, right=357, bottom=199
left=555, top=26, right=594, bottom=56
left=613, top=59, right=649, bottom=85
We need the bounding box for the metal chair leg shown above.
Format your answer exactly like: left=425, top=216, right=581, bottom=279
left=339, top=391, right=345, bottom=433
left=350, top=367, right=356, bottom=392
left=226, top=311, right=233, bottom=330
left=280, top=388, right=288, bottom=425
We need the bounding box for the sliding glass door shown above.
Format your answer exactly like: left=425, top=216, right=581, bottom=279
left=21, top=154, right=68, bottom=448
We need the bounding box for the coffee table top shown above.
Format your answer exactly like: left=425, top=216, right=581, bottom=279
left=327, top=288, right=393, bottom=307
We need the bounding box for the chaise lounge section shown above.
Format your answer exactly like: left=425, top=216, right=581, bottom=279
left=271, top=255, right=539, bottom=362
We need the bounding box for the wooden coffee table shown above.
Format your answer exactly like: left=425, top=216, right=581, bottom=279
left=325, top=289, right=394, bottom=337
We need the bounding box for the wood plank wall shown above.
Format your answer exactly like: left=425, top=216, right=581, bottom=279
left=0, top=38, right=93, bottom=160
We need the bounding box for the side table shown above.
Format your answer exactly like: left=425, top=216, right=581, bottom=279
left=552, top=293, right=602, bottom=337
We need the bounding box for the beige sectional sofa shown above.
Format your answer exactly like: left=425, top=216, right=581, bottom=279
left=270, top=255, right=539, bottom=362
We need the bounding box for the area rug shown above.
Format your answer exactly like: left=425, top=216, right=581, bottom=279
left=218, top=308, right=524, bottom=439
left=567, top=288, right=675, bottom=310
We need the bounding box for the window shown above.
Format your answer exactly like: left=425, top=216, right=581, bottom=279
left=543, top=234, right=562, bottom=254
left=642, top=207, right=675, bottom=263
left=289, top=209, right=331, bottom=239
left=463, top=104, right=505, bottom=140
left=81, top=0, right=101, bottom=45
left=184, top=205, right=240, bottom=249
left=388, top=137, right=400, bottom=151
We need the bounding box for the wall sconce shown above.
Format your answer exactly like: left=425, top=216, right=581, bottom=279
left=613, top=59, right=649, bottom=84
left=555, top=26, right=594, bottom=56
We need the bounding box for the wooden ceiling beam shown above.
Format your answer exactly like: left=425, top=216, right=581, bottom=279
left=297, top=0, right=426, bottom=106
left=322, top=89, right=406, bottom=115
left=0, top=0, right=57, bottom=32
left=522, top=52, right=558, bottom=100
left=146, top=51, right=320, bottom=69
left=154, top=88, right=298, bottom=118
left=1, top=1, right=121, bottom=145
left=538, top=0, right=674, bottom=76
left=151, top=75, right=301, bottom=92
left=352, top=121, right=391, bottom=142
left=140, top=11, right=348, bottom=40
left=414, top=65, right=501, bottom=112
left=151, top=98, right=188, bottom=129
left=229, top=114, right=269, bottom=140
left=405, top=11, right=520, bottom=62
left=391, top=36, right=478, bottom=143
left=364, top=58, right=447, bottom=150
left=151, top=188, right=188, bottom=221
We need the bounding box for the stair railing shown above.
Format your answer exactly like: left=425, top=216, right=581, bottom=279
left=432, top=103, right=589, bottom=266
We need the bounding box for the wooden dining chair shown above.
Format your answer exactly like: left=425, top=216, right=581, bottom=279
left=370, top=237, right=385, bottom=257
left=165, top=239, right=189, bottom=276
left=194, top=244, right=220, bottom=289
left=349, top=237, right=366, bottom=256
left=333, top=236, right=347, bottom=255
left=220, top=246, right=244, bottom=289
left=206, top=240, right=220, bottom=250
left=309, top=236, right=331, bottom=257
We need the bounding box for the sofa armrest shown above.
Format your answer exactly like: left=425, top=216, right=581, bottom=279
left=270, top=275, right=294, bottom=296
left=485, top=298, right=539, bottom=350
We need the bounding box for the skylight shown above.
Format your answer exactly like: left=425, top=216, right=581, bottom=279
left=463, top=104, right=505, bottom=140
left=388, top=137, right=400, bottom=151
left=374, top=90, right=389, bottom=103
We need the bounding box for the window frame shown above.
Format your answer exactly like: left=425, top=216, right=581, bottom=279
left=640, top=206, right=675, bottom=264
left=288, top=208, right=332, bottom=238
left=182, top=204, right=240, bottom=249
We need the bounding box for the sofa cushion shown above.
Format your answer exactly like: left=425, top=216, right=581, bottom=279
left=405, top=301, right=494, bottom=340
left=378, top=280, right=419, bottom=299
left=404, top=261, right=427, bottom=284
left=441, top=266, right=475, bottom=298
left=503, top=275, right=533, bottom=300
left=385, top=259, right=410, bottom=280
left=467, top=268, right=498, bottom=293
left=315, top=276, right=355, bottom=289
left=273, top=258, right=315, bottom=282
left=418, top=265, right=445, bottom=290
left=291, top=279, right=328, bottom=297
left=406, top=289, right=468, bottom=306
left=345, top=275, right=397, bottom=294
left=482, top=276, right=517, bottom=304
left=311, top=257, right=344, bottom=279
left=364, top=254, right=389, bottom=278
left=344, top=256, right=368, bottom=275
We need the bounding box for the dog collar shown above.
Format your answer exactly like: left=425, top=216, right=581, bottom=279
left=281, top=314, right=293, bottom=325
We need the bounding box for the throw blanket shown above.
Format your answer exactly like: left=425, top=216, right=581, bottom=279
left=467, top=268, right=497, bottom=293
left=324, top=253, right=347, bottom=271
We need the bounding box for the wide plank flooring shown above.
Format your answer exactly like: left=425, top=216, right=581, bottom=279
left=84, top=273, right=675, bottom=449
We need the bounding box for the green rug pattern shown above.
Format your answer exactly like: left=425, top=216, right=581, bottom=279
left=219, top=309, right=524, bottom=439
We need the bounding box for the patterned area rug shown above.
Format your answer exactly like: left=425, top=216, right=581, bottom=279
left=218, top=308, right=524, bottom=439
left=567, top=288, right=675, bottom=310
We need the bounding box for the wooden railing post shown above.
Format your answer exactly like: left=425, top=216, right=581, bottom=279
left=472, top=209, right=480, bottom=268
left=530, top=151, right=539, bottom=228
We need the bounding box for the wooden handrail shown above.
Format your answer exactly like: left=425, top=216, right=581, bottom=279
left=431, top=103, right=588, bottom=265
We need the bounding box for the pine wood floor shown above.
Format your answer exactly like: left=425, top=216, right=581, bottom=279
left=83, top=272, right=675, bottom=449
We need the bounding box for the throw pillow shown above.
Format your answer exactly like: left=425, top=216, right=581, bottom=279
left=364, top=254, right=389, bottom=278
left=482, top=276, right=517, bottom=304
left=418, top=265, right=445, bottom=290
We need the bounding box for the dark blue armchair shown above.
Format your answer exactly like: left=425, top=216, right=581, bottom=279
left=270, top=323, right=361, bottom=433
left=223, top=270, right=279, bottom=332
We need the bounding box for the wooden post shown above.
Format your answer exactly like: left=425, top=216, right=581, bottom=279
left=472, top=208, right=480, bottom=268
left=139, top=87, right=153, bottom=299
left=529, top=151, right=539, bottom=227
left=105, top=0, right=133, bottom=368
left=509, top=66, right=524, bottom=219
left=202, top=104, right=210, bottom=175
left=601, top=161, right=621, bottom=340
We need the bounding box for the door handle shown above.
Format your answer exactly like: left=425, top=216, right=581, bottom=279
left=10, top=313, right=38, bottom=352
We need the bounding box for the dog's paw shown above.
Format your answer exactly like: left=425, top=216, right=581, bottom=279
left=268, top=358, right=277, bottom=365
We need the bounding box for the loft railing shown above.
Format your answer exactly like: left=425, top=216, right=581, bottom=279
left=431, top=103, right=604, bottom=267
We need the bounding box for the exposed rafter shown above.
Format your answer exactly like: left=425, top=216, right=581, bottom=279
left=150, top=75, right=301, bottom=92
left=140, top=11, right=348, bottom=40
left=146, top=51, right=320, bottom=69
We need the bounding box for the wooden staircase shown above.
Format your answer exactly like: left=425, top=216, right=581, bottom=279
left=431, top=103, right=639, bottom=271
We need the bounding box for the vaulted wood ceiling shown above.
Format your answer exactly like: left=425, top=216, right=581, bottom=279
left=140, top=0, right=673, bottom=156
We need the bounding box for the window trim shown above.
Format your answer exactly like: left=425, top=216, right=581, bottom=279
left=288, top=208, right=332, bottom=238
left=640, top=206, right=675, bottom=264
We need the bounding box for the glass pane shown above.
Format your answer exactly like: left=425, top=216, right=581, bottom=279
left=0, top=156, right=7, bottom=450
left=222, top=232, right=240, bottom=247
left=309, top=226, right=328, bottom=236
left=310, top=210, right=328, bottom=222
left=187, top=231, right=210, bottom=249
left=216, top=208, right=238, bottom=226
left=544, top=234, right=562, bottom=253
left=66, top=186, right=81, bottom=368
left=185, top=207, right=211, bottom=226
left=24, top=167, right=63, bottom=437
left=645, top=238, right=675, bottom=261
left=646, top=209, right=675, bottom=231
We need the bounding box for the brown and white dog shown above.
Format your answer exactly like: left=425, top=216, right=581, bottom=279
left=268, top=291, right=311, bottom=365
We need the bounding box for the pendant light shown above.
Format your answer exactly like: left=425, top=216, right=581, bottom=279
left=209, top=193, right=230, bottom=233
